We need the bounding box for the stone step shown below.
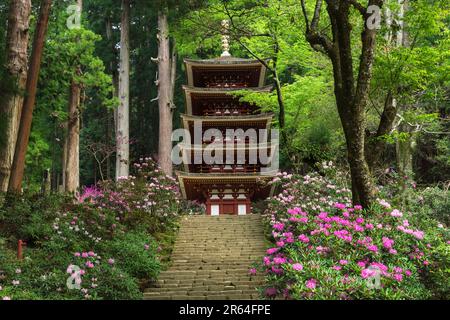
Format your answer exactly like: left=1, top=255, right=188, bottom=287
left=147, top=281, right=263, bottom=290
left=157, top=275, right=261, bottom=281
left=172, top=252, right=264, bottom=263
left=168, top=264, right=259, bottom=271
left=154, top=278, right=264, bottom=286
left=145, top=214, right=267, bottom=301
left=157, top=269, right=253, bottom=276
left=144, top=294, right=257, bottom=300
left=144, top=289, right=258, bottom=297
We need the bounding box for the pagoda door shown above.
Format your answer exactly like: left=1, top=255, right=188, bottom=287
left=206, top=190, right=251, bottom=215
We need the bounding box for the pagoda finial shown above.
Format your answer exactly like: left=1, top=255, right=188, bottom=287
left=221, top=19, right=231, bottom=57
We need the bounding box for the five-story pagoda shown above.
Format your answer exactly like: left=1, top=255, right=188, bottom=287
left=177, top=21, right=278, bottom=215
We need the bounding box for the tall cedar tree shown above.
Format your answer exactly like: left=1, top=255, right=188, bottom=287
left=0, top=0, right=31, bottom=192
left=9, top=0, right=52, bottom=192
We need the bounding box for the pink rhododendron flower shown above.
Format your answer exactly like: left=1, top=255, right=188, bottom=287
left=361, top=268, right=377, bottom=279
left=306, top=279, right=317, bottom=289
left=334, top=203, right=346, bottom=210
left=354, top=205, right=363, bottom=210
left=413, top=231, right=424, bottom=240
left=298, top=234, right=310, bottom=243
left=339, top=260, right=348, bottom=265
left=355, top=217, right=364, bottom=224
left=273, top=223, right=285, bottom=231
left=273, top=257, right=287, bottom=265
left=81, top=252, right=89, bottom=258
left=382, top=237, right=395, bottom=249
left=332, top=266, right=342, bottom=270
left=276, top=241, right=285, bottom=247
left=393, top=274, right=403, bottom=282
left=292, top=263, right=303, bottom=271
left=266, top=248, right=279, bottom=255
left=390, top=209, right=403, bottom=217
left=287, top=208, right=301, bottom=215
left=249, top=268, right=257, bottom=275
left=108, top=258, right=115, bottom=265
left=357, top=261, right=366, bottom=268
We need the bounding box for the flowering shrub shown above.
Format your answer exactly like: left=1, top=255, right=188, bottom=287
left=79, top=157, right=182, bottom=233
left=0, top=158, right=182, bottom=300
left=258, top=170, right=449, bottom=300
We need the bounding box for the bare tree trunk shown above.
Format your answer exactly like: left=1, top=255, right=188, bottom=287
left=64, top=0, right=82, bottom=193
left=9, top=0, right=52, bottom=193
left=366, top=91, right=397, bottom=168
left=0, top=0, right=31, bottom=192
left=105, top=17, right=117, bottom=181
left=65, top=80, right=81, bottom=192
left=61, top=122, right=67, bottom=192
left=115, top=0, right=130, bottom=180
left=367, top=0, right=409, bottom=170
left=157, top=9, right=173, bottom=176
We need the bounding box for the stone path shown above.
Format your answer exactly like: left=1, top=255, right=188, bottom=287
left=144, top=215, right=267, bottom=300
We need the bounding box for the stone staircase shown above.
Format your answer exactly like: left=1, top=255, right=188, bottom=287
left=144, top=214, right=267, bottom=300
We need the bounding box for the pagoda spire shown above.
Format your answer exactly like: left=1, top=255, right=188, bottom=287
left=221, top=19, right=231, bottom=57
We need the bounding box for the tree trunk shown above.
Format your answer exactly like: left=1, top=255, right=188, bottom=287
left=366, top=92, right=397, bottom=168
left=8, top=0, right=52, bottom=193
left=157, top=9, right=173, bottom=177
left=396, top=121, right=415, bottom=205
left=65, top=80, right=81, bottom=193
left=61, top=122, right=67, bottom=192
left=0, top=0, right=31, bottom=192
left=115, top=0, right=130, bottom=180
left=105, top=17, right=117, bottom=181
left=301, top=0, right=380, bottom=207
left=64, top=0, right=82, bottom=193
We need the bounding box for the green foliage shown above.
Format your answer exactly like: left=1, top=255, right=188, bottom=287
left=101, top=231, right=160, bottom=279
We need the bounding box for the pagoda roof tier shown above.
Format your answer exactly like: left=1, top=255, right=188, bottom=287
left=183, top=85, right=272, bottom=115
left=181, top=113, right=274, bottom=132
left=183, top=84, right=273, bottom=93
left=184, top=57, right=270, bottom=65
left=178, top=142, right=273, bottom=150
left=184, top=57, right=270, bottom=88
left=177, top=143, right=277, bottom=173
left=181, top=113, right=274, bottom=123
left=177, top=171, right=277, bottom=201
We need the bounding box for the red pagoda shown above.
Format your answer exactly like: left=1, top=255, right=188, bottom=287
left=177, top=21, right=278, bottom=215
